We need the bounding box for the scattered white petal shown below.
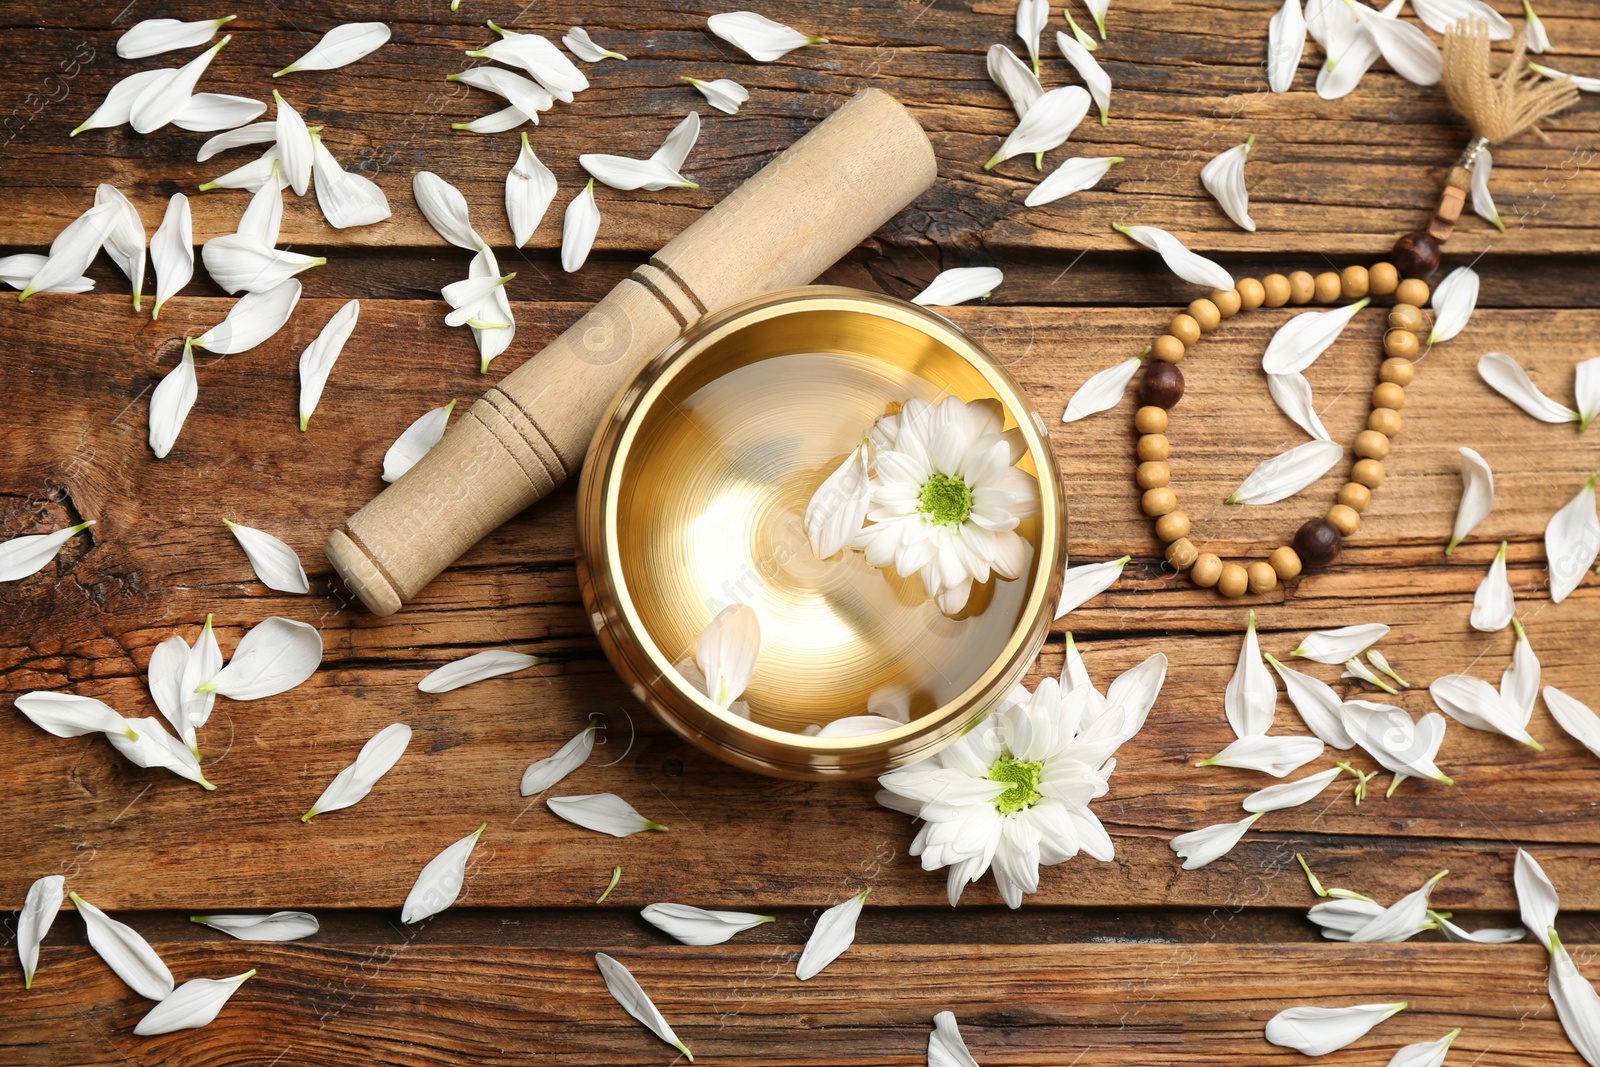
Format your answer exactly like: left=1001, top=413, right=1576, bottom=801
left=1268, top=0, right=1307, bottom=93
left=1436, top=920, right=1524, bottom=944
left=17, top=201, right=119, bottom=302
left=72, top=68, right=170, bottom=136
left=565, top=27, right=627, bottom=62
left=1261, top=298, right=1372, bottom=374
left=506, top=133, right=557, bottom=247
left=549, top=794, right=667, bottom=837
left=1265, top=1002, right=1408, bottom=1056
left=1411, top=0, right=1511, bottom=37
left=1055, top=31, right=1110, bottom=125
left=462, top=245, right=516, bottom=372
left=912, top=267, right=1004, bottom=306
left=988, top=44, right=1041, bottom=120
left=1054, top=555, right=1130, bottom=618
left=1522, top=0, right=1550, bottom=53
left=1447, top=447, right=1493, bottom=554
left=0, top=521, right=96, bottom=583
left=1471, top=147, right=1504, bottom=232
left=1198, top=735, right=1324, bottom=777
left=1265, top=654, right=1356, bottom=749
left=1244, top=767, right=1342, bottom=813
left=448, top=65, right=555, bottom=117
left=201, top=233, right=325, bottom=295
left=236, top=168, right=284, bottom=247
left=1469, top=541, right=1514, bottom=631
left=1200, top=138, right=1255, bottom=231
left=1267, top=372, right=1332, bottom=442
left=520, top=723, right=598, bottom=796
left=1350, top=870, right=1448, bottom=943
left=560, top=179, right=601, bottom=273
left=1548, top=934, right=1600, bottom=1066
left=1546, top=474, right=1600, bottom=603
left=419, top=649, right=542, bottom=693
left=1430, top=672, right=1540, bottom=748
left=191, top=279, right=302, bottom=354
left=641, top=903, right=774, bottom=946
left=118, top=16, right=235, bottom=59
left=224, top=519, right=309, bottom=594
left=1342, top=656, right=1399, bottom=694
left=1367, top=649, right=1410, bottom=689
left=275, top=22, right=390, bottom=77
left=928, top=1011, right=982, bottom=1067
left=171, top=93, right=265, bottom=133
left=302, top=723, right=411, bottom=820
left=150, top=194, right=193, bottom=320
left=797, top=887, right=869, bottom=980
left=1478, top=352, right=1579, bottom=424
left=1500, top=619, right=1539, bottom=728
left=111, top=713, right=216, bottom=789
left=191, top=911, right=318, bottom=941
left=69, top=892, right=174, bottom=1002
left=298, top=299, right=359, bottom=430
left=196, top=121, right=276, bottom=162
left=1339, top=702, right=1453, bottom=786
left=805, top=444, right=872, bottom=559
left=130, top=36, right=232, bottom=135
left=1308, top=896, right=1386, bottom=940
left=1292, top=623, right=1390, bottom=663
left=180, top=616, right=221, bottom=745
left=985, top=86, right=1091, bottom=171
left=413, top=172, right=484, bottom=251
left=595, top=953, right=694, bottom=1060
left=199, top=146, right=289, bottom=193
left=198, top=616, right=322, bottom=701
left=382, top=399, right=456, bottom=483
left=1225, top=438, right=1343, bottom=505
left=708, top=10, right=825, bottom=62
left=311, top=134, right=391, bottom=229
left=1016, top=0, right=1048, bottom=73
left=401, top=823, right=486, bottom=923
left=452, top=106, right=532, bottom=134
left=1544, top=686, right=1600, bottom=761
left=1225, top=610, right=1276, bottom=738
left=0, top=253, right=92, bottom=294
left=93, top=184, right=146, bottom=310
left=468, top=23, right=588, bottom=101
left=1170, top=812, right=1263, bottom=870
left=1348, top=3, right=1441, bottom=84
left=1024, top=155, right=1122, bottom=208
left=133, top=970, right=254, bottom=1035
left=1515, top=847, right=1560, bottom=948
left=806, top=714, right=906, bottom=738
left=1061, top=351, right=1141, bottom=421
left=148, top=350, right=197, bottom=461
left=683, top=76, right=747, bottom=114
left=580, top=153, right=695, bottom=192
left=18, top=875, right=65, bottom=989
left=1577, top=357, right=1600, bottom=432
left=1111, top=223, right=1233, bottom=290
left=1529, top=62, right=1600, bottom=93
left=1427, top=266, right=1479, bottom=345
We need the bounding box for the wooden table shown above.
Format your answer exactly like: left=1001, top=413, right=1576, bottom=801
left=4, top=2, right=1599, bottom=1064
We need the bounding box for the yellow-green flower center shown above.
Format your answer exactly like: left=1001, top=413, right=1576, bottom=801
left=918, top=473, right=973, bottom=526
left=988, top=755, right=1044, bottom=815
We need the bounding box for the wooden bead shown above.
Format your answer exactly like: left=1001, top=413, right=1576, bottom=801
left=1155, top=510, right=1191, bottom=542
left=1247, top=561, right=1278, bottom=594
left=1262, top=274, right=1291, bottom=308
left=1395, top=277, right=1430, bottom=307
left=1292, top=518, right=1342, bottom=568
left=1379, top=358, right=1415, bottom=386
left=1137, top=433, right=1170, bottom=461
left=1384, top=329, right=1419, bottom=360
left=1237, top=278, right=1266, bottom=311
left=1187, top=298, right=1222, bottom=333
left=1136, top=461, right=1171, bottom=489
left=1393, top=230, right=1442, bottom=277
left=1326, top=503, right=1361, bottom=536
left=1351, top=458, right=1386, bottom=488
left=1192, top=552, right=1223, bottom=587
left=1210, top=288, right=1242, bottom=318
left=1338, top=481, right=1372, bottom=512
left=1168, top=313, right=1202, bottom=347
left=1152, top=334, right=1186, bottom=363
left=1368, top=407, right=1402, bottom=436
left=1139, top=362, right=1185, bottom=409
left=1369, top=261, right=1400, bottom=296
left=1288, top=271, right=1316, bottom=305
left=1354, top=429, right=1390, bottom=459
left=1134, top=405, right=1168, bottom=434
left=1217, top=563, right=1250, bottom=597
left=1313, top=271, right=1342, bottom=303
left=1388, top=303, right=1422, bottom=331
left=1165, top=537, right=1199, bottom=569
left=1372, top=382, right=1406, bottom=410
left=1142, top=487, right=1177, bottom=517
left=1269, top=545, right=1303, bottom=580
left=1341, top=265, right=1370, bottom=300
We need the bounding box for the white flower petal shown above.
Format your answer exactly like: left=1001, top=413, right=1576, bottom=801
left=17, top=201, right=119, bottom=302
left=1055, top=31, right=1110, bottom=125
left=448, top=65, right=556, bottom=117
left=1024, top=154, right=1122, bottom=208
left=0, top=253, right=92, bottom=294
left=1339, top=702, right=1453, bottom=785
left=1547, top=475, right=1600, bottom=603
left=520, top=723, right=598, bottom=796
left=1267, top=371, right=1332, bottom=442
left=18, top=874, right=65, bottom=989
left=988, top=44, right=1042, bottom=119
left=465, top=246, right=516, bottom=373
left=400, top=823, right=486, bottom=923
left=271, top=90, right=313, bottom=196
left=413, top=172, right=484, bottom=251
left=133, top=970, right=254, bottom=1035
left=1410, top=0, right=1511, bottom=37
left=1447, top=447, right=1493, bottom=554
left=180, top=616, right=221, bottom=744
left=1101, top=652, right=1167, bottom=746
left=1170, top=812, right=1263, bottom=870
left=1264, top=655, right=1357, bottom=749
left=506, top=134, right=557, bottom=247
left=452, top=105, right=533, bottom=134
left=1261, top=297, right=1372, bottom=374
left=148, top=347, right=196, bottom=458
left=1430, top=672, right=1538, bottom=748
left=683, top=76, right=747, bottom=114
left=595, top=953, right=694, bottom=1059
left=118, top=16, right=235, bottom=59
left=419, top=649, right=541, bottom=693
left=298, top=299, right=359, bottom=430
left=1549, top=936, right=1600, bottom=1066
left=653, top=111, right=701, bottom=173
left=580, top=153, right=696, bottom=192
left=382, top=399, right=456, bottom=483
left=1350, top=870, right=1447, bottom=942
left=199, top=145, right=288, bottom=193
left=223, top=519, right=309, bottom=594
left=148, top=638, right=189, bottom=747
left=797, top=888, right=869, bottom=980
left=1545, top=686, right=1600, bottom=762
left=1268, top=0, right=1307, bottom=93
left=1060, top=352, right=1141, bottom=422
left=806, top=444, right=872, bottom=559
left=1112, top=223, right=1233, bottom=290
left=928, top=1011, right=983, bottom=1067
left=1500, top=619, right=1539, bottom=728
left=1529, top=62, right=1600, bottom=93
left=1199, top=735, right=1324, bottom=777
left=274, top=22, right=390, bottom=77
left=1515, top=847, right=1560, bottom=947
left=708, top=10, right=825, bottom=62
left=196, top=121, right=276, bottom=163
left=1471, top=146, right=1504, bottom=232
left=1079, top=0, right=1109, bottom=36
left=1523, top=1, right=1551, bottom=53
left=809, top=714, right=907, bottom=738
left=1265, top=1002, right=1408, bottom=1056
left=1576, top=357, right=1600, bottom=431
left=1469, top=541, right=1514, bottom=632
left=640, top=903, right=774, bottom=946
left=192, top=279, right=302, bottom=354
left=1015, top=0, right=1048, bottom=72
left=1308, top=896, right=1386, bottom=940
left=548, top=793, right=666, bottom=837
left=912, top=267, right=1004, bottom=307
left=130, top=36, right=231, bottom=134
left=1347, top=4, right=1441, bottom=84
left=1244, top=766, right=1342, bottom=813
left=191, top=911, right=319, bottom=941
left=1435, top=919, right=1523, bottom=944
left=72, top=68, right=170, bottom=135
left=1316, top=5, right=1387, bottom=100
left=1225, top=610, right=1277, bottom=738
left=469, top=24, right=588, bottom=101
left=984, top=86, right=1091, bottom=171
left=311, top=135, right=392, bottom=229
left=69, top=893, right=174, bottom=1002
left=1292, top=623, right=1390, bottom=663
left=1225, top=438, right=1343, bottom=505
left=236, top=169, right=284, bottom=247
left=1427, top=265, right=1479, bottom=345
left=1200, top=138, right=1255, bottom=231
left=1341, top=655, right=1399, bottom=694
left=199, top=616, right=321, bottom=701
left=302, top=723, right=411, bottom=820
left=201, top=233, right=324, bottom=295
left=1054, top=555, right=1129, bottom=619
left=560, top=179, right=601, bottom=272
left=93, top=184, right=146, bottom=310
left=564, top=27, right=627, bottom=62
left=0, top=521, right=96, bottom=584
left=172, top=93, right=266, bottom=133
left=691, top=604, right=761, bottom=707
left=1478, top=351, right=1580, bottom=424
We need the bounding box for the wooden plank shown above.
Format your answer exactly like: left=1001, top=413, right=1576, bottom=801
left=4, top=2, right=1599, bottom=253
left=0, top=941, right=1586, bottom=1066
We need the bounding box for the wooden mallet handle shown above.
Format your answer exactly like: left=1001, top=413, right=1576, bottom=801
left=326, top=88, right=937, bottom=615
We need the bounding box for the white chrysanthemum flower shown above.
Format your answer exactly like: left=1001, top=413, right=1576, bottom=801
left=878, top=652, right=1164, bottom=908
left=851, top=397, right=1039, bottom=616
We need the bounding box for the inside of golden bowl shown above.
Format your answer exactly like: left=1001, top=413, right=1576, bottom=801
left=603, top=293, right=1057, bottom=745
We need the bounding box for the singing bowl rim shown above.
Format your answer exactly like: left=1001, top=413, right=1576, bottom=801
left=575, top=285, right=1065, bottom=779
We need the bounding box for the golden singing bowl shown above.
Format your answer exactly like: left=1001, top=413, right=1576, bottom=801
left=575, top=287, right=1065, bottom=780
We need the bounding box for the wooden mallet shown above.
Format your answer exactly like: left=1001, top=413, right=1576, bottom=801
left=325, top=88, right=938, bottom=616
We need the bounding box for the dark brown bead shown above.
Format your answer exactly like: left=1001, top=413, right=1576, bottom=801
left=1138, top=361, right=1185, bottom=409
left=1392, top=230, right=1442, bottom=277
left=1292, top=518, right=1342, bottom=569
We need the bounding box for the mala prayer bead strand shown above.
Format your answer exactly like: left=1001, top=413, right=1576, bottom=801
left=1130, top=263, right=1430, bottom=598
